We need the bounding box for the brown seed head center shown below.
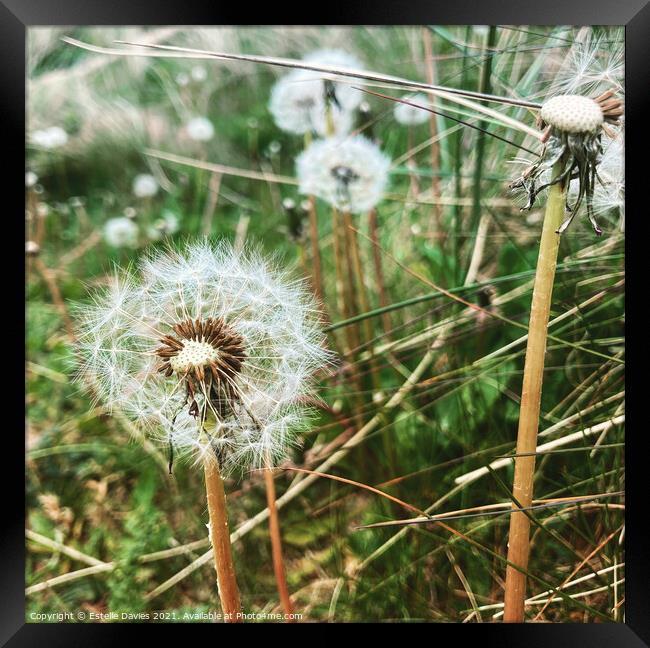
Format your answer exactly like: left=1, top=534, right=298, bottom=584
left=155, top=317, right=246, bottom=393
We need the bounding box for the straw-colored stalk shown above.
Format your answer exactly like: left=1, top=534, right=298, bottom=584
left=306, top=195, right=324, bottom=302
left=368, top=208, right=392, bottom=335
left=203, top=455, right=242, bottom=622
left=303, top=132, right=325, bottom=302
left=503, top=162, right=566, bottom=623
left=263, top=464, right=294, bottom=621
left=422, top=27, right=443, bottom=234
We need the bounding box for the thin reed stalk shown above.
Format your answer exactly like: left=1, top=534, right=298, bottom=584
left=263, top=465, right=294, bottom=621
left=503, top=162, right=567, bottom=623
left=203, top=455, right=242, bottom=622
left=368, top=208, right=391, bottom=335
left=307, top=195, right=324, bottom=302
left=421, top=27, right=443, bottom=234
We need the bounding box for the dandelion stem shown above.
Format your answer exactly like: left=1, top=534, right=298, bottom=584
left=263, top=465, right=294, bottom=621
left=204, top=455, right=242, bottom=622
left=503, top=161, right=566, bottom=623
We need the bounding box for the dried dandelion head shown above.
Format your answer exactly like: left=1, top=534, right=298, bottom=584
left=510, top=91, right=623, bottom=235
left=268, top=49, right=362, bottom=137
left=296, top=135, right=390, bottom=213
left=73, top=239, right=332, bottom=473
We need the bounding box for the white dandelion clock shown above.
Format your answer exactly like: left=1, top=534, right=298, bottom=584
left=146, top=211, right=181, bottom=241
left=394, top=94, right=430, bottom=126
left=103, top=217, right=139, bottom=248
left=296, top=135, right=391, bottom=213
left=26, top=171, right=38, bottom=188
left=73, top=239, right=332, bottom=474
left=31, top=126, right=68, bottom=149
left=132, top=173, right=159, bottom=198
left=269, top=70, right=353, bottom=137
left=186, top=116, right=215, bottom=142
left=269, top=49, right=363, bottom=137
left=301, top=49, right=364, bottom=112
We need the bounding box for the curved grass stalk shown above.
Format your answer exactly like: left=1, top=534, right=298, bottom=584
left=62, top=37, right=543, bottom=138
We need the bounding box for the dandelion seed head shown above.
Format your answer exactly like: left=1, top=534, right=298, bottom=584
left=26, top=171, right=38, bottom=188
left=393, top=94, right=430, bottom=126
left=296, top=135, right=391, bottom=213
left=132, top=174, right=159, bottom=198
left=103, top=217, right=139, bottom=249
left=186, top=116, right=215, bottom=142
left=540, top=95, right=603, bottom=133
left=268, top=49, right=362, bottom=137
left=31, top=126, right=68, bottom=149
left=74, top=239, right=332, bottom=474
left=191, top=65, right=207, bottom=82
left=269, top=70, right=353, bottom=137
left=147, top=211, right=180, bottom=241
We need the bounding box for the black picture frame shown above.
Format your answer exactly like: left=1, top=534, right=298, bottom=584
left=7, top=0, right=648, bottom=643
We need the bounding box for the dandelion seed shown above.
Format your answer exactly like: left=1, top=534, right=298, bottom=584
left=103, top=217, right=139, bottom=249
left=132, top=173, right=159, bottom=198
left=186, top=116, right=215, bottom=142
left=31, top=126, right=68, bottom=149
left=73, top=239, right=332, bottom=473
left=296, top=135, right=390, bottom=213
left=393, top=93, right=430, bottom=126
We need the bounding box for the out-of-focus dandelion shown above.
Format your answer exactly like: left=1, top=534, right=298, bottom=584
left=103, top=217, right=139, bottom=249
left=132, top=173, right=159, bottom=199
left=26, top=171, right=39, bottom=188
left=186, top=116, right=215, bottom=142
left=73, top=239, right=331, bottom=620
left=176, top=72, right=190, bottom=86
left=393, top=93, right=430, bottom=126
left=269, top=49, right=362, bottom=137
left=31, top=126, right=68, bottom=149
left=191, top=65, right=208, bottom=82
left=147, top=211, right=181, bottom=241
left=26, top=240, right=40, bottom=256
left=296, top=135, right=390, bottom=214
